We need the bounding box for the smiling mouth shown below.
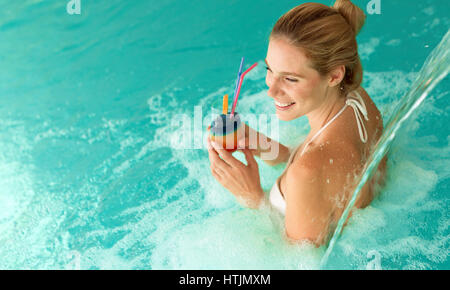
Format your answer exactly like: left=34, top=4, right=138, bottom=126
left=275, top=100, right=296, bottom=110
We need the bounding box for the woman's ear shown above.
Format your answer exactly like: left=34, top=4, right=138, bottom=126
left=328, top=65, right=345, bottom=88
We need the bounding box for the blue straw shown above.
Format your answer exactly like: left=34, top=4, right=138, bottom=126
left=231, top=57, right=245, bottom=108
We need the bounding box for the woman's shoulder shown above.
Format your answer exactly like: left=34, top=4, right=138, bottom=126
left=283, top=145, right=358, bottom=216
left=288, top=140, right=361, bottom=184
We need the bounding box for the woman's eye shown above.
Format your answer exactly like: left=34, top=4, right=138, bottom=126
left=265, top=66, right=297, bottom=82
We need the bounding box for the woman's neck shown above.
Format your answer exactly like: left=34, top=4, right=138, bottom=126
left=306, top=88, right=346, bottom=138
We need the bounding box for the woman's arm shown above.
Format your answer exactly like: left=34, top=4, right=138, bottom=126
left=284, top=153, right=328, bottom=246
left=242, top=123, right=291, bottom=167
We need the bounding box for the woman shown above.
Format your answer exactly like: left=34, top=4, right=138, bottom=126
left=207, top=0, right=387, bottom=246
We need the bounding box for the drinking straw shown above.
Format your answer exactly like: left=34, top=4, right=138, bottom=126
left=222, top=94, right=228, bottom=114
left=230, top=62, right=258, bottom=117
left=232, top=57, right=245, bottom=103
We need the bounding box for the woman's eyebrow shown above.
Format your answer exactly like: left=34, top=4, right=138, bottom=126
left=264, top=59, right=304, bottom=78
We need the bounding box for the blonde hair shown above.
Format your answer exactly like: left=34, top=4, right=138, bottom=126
left=270, top=0, right=366, bottom=96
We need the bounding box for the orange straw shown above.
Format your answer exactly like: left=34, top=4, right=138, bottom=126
left=222, top=94, right=228, bottom=114
left=230, top=62, right=258, bottom=117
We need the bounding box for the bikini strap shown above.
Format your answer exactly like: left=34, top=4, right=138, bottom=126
left=346, top=90, right=369, bottom=143
left=300, top=102, right=349, bottom=156
left=299, top=90, right=369, bottom=156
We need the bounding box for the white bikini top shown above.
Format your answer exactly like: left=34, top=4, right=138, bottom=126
left=269, top=90, right=369, bottom=215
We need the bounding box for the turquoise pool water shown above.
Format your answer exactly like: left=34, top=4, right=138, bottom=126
left=0, top=0, right=448, bottom=269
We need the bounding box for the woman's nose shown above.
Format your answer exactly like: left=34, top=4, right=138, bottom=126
left=266, top=78, right=281, bottom=99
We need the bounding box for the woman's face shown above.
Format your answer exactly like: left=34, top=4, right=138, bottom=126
left=265, top=37, right=330, bottom=121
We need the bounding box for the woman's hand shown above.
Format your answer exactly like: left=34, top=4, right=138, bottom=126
left=207, top=135, right=264, bottom=209
left=237, top=123, right=261, bottom=156
left=238, top=123, right=291, bottom=166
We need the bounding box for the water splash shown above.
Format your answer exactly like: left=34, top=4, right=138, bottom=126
left=320, top=30, right=450, bottom=268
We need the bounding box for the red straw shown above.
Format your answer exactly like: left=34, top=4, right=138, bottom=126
left=230, top=62, right=258, bottom=117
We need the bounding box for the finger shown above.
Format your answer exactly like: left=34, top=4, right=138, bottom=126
left=237, top=137, right=248, bottom=150
left=208, top=144, right=231, bottom=171
left=212, top=166, right=229, bottom=182
left=242, top=148, right=257, bottom=168
left=206, top=135, right=213, bottom=150
left=214, top=166, right=226, bottom=177
left=211, top=141, right=243, bottom=168
left=211, top=167, right=222, bottom=181
left=237, top=138, right=258, bottom=154
left=237, top=136, right=258, bottom=151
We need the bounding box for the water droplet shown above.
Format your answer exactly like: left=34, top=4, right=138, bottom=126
left=329, top=159, right=334, bottom=164
left=326, top=179, right=330, bottom=184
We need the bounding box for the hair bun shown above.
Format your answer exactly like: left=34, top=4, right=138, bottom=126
left=333, top=0, right=366, bottom=35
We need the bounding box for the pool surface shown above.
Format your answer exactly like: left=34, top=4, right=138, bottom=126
left=0, top=0, right=449, bottom=269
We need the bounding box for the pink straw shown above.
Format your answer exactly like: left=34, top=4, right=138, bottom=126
left=230, top=62, right=258, bottom=117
